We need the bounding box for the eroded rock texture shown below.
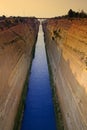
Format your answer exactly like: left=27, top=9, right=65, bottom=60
left=43, top=18, right=87, bottom=130
left=0, top=17, right=39, bottom=130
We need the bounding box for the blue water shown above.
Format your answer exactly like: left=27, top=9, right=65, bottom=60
left=21, top=25, right=57, bottom=130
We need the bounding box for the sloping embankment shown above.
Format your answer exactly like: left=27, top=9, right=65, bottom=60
left=0, top=18, right=39, bottom=130
left=43, top=18, right=87, bottom=130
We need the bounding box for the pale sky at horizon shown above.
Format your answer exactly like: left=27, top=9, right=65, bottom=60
left=0, top=0, right=87, bottom=17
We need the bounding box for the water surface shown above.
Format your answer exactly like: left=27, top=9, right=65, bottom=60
left=21, top=25, right=57, bottom=130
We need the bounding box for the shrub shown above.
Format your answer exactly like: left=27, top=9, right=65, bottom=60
left=68, top=9, right=87, bottom=18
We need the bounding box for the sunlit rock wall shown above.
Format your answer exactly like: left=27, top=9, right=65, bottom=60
left=43, top=18, right=87, bottom=130
left=0, top=18, right=39, bottom=130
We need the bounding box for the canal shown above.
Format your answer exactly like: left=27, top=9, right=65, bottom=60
left=21, top=24, right=57, bottom=130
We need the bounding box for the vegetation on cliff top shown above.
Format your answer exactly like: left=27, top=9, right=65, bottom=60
left=0, top=16, right=38, bottom=31
left=68, top=9, right=87, bottom=18
left=47, top=9, right=87, bottom=19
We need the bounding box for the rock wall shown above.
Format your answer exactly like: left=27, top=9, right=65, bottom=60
left=43, top=18, right=87, bottom=130
left=0, top=18, right=39, bottom=130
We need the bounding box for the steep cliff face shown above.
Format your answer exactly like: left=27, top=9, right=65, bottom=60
left=43, top=18, right=87, bottom=130
left=0, top=18, right=39, bottom=130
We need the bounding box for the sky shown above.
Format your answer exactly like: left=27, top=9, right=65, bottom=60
left=0, top=0, right=87, bottom=18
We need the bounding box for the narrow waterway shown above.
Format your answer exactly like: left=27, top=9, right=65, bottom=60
left=21, top=24, right=57, bottom=130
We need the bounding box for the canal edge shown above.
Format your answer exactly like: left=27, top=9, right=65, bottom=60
left=45, top=43, right=64, bottom=130
left=13, top=36, right=38, bottom=130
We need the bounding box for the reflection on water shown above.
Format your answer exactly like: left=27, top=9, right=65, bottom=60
left=21, top=25, right=57, bottom=130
